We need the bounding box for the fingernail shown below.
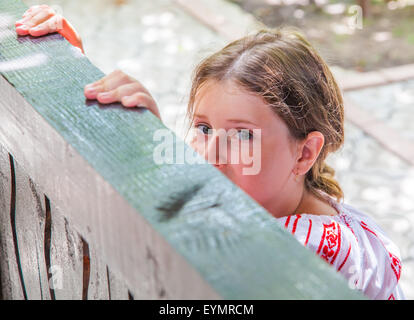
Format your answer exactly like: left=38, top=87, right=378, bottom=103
left=85, top=84, right=97, bottom=93
left=99, top=92, right=110, bottom=99
left=85, top=88, right=96, bottom=95
left=17, top=25, right=28, bottom=30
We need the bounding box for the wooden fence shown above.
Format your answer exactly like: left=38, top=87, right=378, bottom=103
left=0, top=0, right=364, bottom=300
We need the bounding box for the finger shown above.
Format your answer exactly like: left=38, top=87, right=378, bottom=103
left=22, top=7, right=54, bottom=28
left=121, top=92, right=161, bottom=119
left=15, top=7, right=54, bottom=35
left=22, top=7, right=37, bottom=18
left=16, top=6, right=43, bottom=35
left=28, top=15, right=61, bottom=37
left=96, top=82, right=146, bottom=104
left=24, top=5, right=43, bottom=16
left=16, top=5, right=42, bottom=21
left=15, top=24, right=31, bottom=35
left=84, top=70, right=136, bottom=99
left=15, top=5, right=45, bottom=25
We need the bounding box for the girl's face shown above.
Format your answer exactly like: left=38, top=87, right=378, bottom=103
left=190, top=79, right=300, bottom=215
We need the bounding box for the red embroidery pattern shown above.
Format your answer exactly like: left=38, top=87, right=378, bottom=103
left=389, top=253, right=402, bottom=281
left=317, top=222, right=342, bottom=264
left=284, top=216, right=291, bottom=229
left=360, top=220, right=402, bottom=282
left=360, top=220, right=377, bottom=237
left=388, top=294, right=395, bottom=300
left=338, top=243, right=352, bottom=272
left=304, top=219, right=312, bottom=246
left=292, top=215, right=302, bottom=234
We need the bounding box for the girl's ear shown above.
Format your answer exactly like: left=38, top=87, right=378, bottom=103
left=295, top=131, right=324, bottom=175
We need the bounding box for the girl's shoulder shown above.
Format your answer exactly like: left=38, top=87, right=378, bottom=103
left=276, top=195, right=404, bottom=300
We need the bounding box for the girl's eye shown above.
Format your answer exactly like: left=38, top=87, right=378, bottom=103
left=196, top=124, right=212, bottom=135
left=194, top=124, right=253, bottom=140
left=237, top=129, right=253, bottom=141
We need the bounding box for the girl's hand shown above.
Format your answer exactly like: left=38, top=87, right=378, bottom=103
left=15, top=4, right=84, bottom=54
left=84, top=69, right=162, bottom=120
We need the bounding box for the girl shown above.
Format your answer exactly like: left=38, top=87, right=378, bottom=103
left=15, top=4, right=405, bottom=300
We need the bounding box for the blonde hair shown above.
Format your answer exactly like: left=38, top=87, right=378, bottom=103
left=185, top=27, right=344, bottom=203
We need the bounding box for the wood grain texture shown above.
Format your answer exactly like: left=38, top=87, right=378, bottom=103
left=13, top=159, right=50, bottom=300
left=0, top=145, right=25, bottom=299
left=107, top=267, right=130, bottom=300
left=86, top=245, right=110, bottom=300
left=0, top=0, right=364, bottom=299
left=49, top=202, right=83, bottom=300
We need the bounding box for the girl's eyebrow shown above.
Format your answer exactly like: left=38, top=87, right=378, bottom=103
left=193, top=113, right=208, bottom=119
left=194, top=113, right=258, bottom=126
left=227, top=119, right=258, bottom=126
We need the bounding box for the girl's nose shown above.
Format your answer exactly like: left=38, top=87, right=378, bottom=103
left=206, top=131, right=227, bottom=167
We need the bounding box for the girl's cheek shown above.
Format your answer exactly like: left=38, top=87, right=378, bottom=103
left=231, top=141, right=262, bottom=174
left=189, top=139, right=197, bottom=153
left=229, top=170, right=263, bottom=200
left=189, top=133, right=206, bottom=156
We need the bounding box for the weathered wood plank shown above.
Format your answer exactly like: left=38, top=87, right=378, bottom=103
left=0, top=145, right=25, bottom=299
left=49, top=202, right=83, bottom=300
left=0, top=9, right=221, bottom=299
left=13, top=159, right=50, bottom=300
left=86, top=244, right=110, bottom=300
left=0, top=0, right=364, bottom=299
left=107, top=267, right=130, bottom=300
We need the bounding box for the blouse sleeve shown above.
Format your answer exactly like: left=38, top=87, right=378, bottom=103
left=277, top=213, right=404, bottom=300
left=277, top=214, right=357, bottom=271
left=389, top=284, right=405, bottom=300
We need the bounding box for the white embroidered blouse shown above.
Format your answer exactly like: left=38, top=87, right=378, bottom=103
left=276, top=193, right=405, bottom=300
